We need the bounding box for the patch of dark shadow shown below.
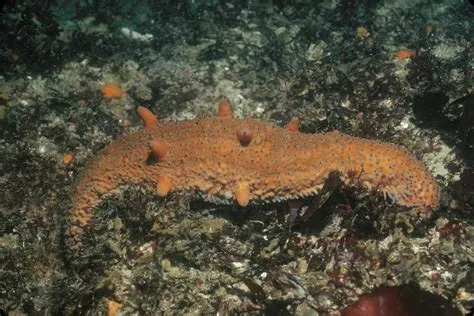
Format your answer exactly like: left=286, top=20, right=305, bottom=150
left=447, top=169, right=474, bottom=216
left=190, top=201, right=246, bottom=227
left=63, top=194, right=164, bottom=309
left=306, top=245, right=334, bottom=272
left=0, top=236, right=38, bottom=312
left=174, top=88, right=200, bottom=105
left=149, top=88, right=200, bottom=118
left=412, top=92, right=474, bottom=164
left=145, top=153, right=158, bottom=165
left=444, top=93, right=474, bottom=165
left=328, top=68, right=357, bottom=98
left=338, top=0, right=379, bottom=27
left=190, top=199, right=281, bottom=230
left=113, top=188, right=163, bottom=241
left=457, top=267, right=474, bottom=294
left=266, top=109, right=295, bottom=128
left=0, top=1, right=61, bottom=76
left=64, top=221, right=118, bottom=272
left=148, top=77, right=172, bottom=100
left=406, top=53, right=441, bottom=90
left=357, top=113, right=393, bottom=140
left=249, top=203, right=286, bottom=227
left=1, top=3, right=137, bottom=78
left=72, top=105, right=125, bottom=139
left=49, top=276, right=112, bottom=315
left=258, top=29, right=289, bottom=74
left=189, top=203, right=287, bottom=258
left=412, top=92, right=454, bottom=129
left=366, top=74, right=404, bottom=103
left=457, top=93, right=474, bottom=131
left=263, top=299, right=293, bottom=316
left=292, top=171, right=341, bottom=225
left=198, top=39, right=228, bottom=61
left=342, top=198, right=400, bottom=239
left=65, top=188, right=158, bottom=269
left=284, top=77, right=313, bottom=101
left=353, top=187, right=433, bottom=237
left=459, top=128, right=474, bottom=165
left=294, top=183, right=431, bottom=240
left=131, top=267, right=163, bottom=299
left=242, top=277, right=267, bottom=304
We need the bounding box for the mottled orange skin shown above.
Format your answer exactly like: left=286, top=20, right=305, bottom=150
left=69, top=108, right=440, bottom=240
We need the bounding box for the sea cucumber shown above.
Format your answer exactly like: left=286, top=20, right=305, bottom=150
left=68, top=99, right=440, bottom=240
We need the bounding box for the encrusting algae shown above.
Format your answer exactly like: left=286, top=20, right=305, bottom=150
left=68, top=99, right=440, bottom=244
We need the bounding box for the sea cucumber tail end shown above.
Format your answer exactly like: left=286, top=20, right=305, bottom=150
left=334, top=132, right=441, bottom=209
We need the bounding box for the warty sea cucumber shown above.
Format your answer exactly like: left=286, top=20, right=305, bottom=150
left=68, top=99, right=440, bottom=242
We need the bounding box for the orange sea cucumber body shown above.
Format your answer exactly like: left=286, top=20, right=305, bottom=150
left=69, top=103, right=440, bottom=239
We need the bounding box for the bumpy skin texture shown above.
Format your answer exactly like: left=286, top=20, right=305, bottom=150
left=69, top=103, right=440, bottom=240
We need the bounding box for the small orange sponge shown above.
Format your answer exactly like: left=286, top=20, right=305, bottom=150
left=396, top=50, right=415, bottom=60
left=101, top=82, right=125, bottom=99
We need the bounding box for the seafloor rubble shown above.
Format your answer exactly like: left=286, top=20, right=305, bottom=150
left=0, top=0, right=472, bottom=315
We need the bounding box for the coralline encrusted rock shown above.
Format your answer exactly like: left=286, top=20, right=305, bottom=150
left=68, top=99, right=440, bottom=242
